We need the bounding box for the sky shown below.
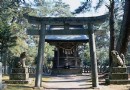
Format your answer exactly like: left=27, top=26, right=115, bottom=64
left=62, top=0, right=81, bottom=11
left=25, top=0, right=108, bottom=17
left=62, top=0, right=108, bottom=17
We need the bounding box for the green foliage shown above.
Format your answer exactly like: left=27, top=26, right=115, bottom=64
left=49, top=0, right=73, bottom=17
left=44, top=42, right=54, bottom=65
left=73, top=0, right=92, bottom=14
left=30, top=0, right=73, bottom=17
left=34, top=42, right=54, bottom=66
left=78, top=43, right=90, bottom=66
left=26, top=46, right=37, bottom=65
left=96, top=48, right=109, bottom=65
left=0, top=0, right=33, bottom=66
left=28, top=0, right=73, bottom=66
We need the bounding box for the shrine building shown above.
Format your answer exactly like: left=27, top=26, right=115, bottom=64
left=45, top=25, right=88, bottom=74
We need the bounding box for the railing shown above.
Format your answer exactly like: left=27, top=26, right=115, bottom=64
left=28, top=67, right=36, bottom=74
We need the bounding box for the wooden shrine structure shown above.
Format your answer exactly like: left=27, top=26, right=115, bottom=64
left=24, top=14, right=108, bottom=88
left=45, top=25, right=88, bottom=75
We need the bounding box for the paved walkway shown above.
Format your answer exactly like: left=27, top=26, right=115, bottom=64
left=42, top=74, right=130, bottom=90
left=42, top=74, right=98, bottom=90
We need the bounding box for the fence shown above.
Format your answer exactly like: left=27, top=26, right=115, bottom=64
left=2, top=66, right=130, bottom=75
left=82, top=66, right=109, bottom=73
left=2, top=66, right=52, bottom=75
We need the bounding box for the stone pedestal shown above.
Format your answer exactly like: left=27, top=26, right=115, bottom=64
left=5, top=67, right=30, bottom=84
left=106, top=67, right=130, bottom=84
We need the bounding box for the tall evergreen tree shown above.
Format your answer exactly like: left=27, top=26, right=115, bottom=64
left=116, top=0, right=130, bottom=55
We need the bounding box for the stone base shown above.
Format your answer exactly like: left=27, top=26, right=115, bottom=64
left=112, top=67, right=127, bottom=73
left=5, top=80, right=30, bottom=84
left=106, top=67, right=130, bottom=85
left=12, top=68, right=29, bottom=73
left=6, top=67, right=30, bottom=84
left=111, top=73, right=128, bottom=80
left=106, top=78, right=130, bottom=84
left=10, top=73, right=29, bottom=80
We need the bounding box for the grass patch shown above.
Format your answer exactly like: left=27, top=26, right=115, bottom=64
left=2, top=76, right=9, bottom=81
left=42, top=76, right=51, bottom=81
left=3, top=75, right=51, bottom=90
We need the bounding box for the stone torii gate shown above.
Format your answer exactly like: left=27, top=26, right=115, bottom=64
left=24, top=14, right=108, bottom=88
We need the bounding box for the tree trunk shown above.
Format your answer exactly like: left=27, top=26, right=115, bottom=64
left=109, top=0, right=115, bottom=67
left=116, top=0, right=130, bottom=55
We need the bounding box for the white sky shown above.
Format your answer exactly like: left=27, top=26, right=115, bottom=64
left=25, top=0, right=108, bottom=17
left=62, top=0, right=81, bottom=11
left=62, top=0, right=108, bottom=17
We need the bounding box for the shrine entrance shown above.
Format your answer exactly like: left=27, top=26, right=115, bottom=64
left=53, top=42, right=82, bottom=68
left=45, top=25, right=88, bottom=75
left=24, top=14, right=108, bottom=88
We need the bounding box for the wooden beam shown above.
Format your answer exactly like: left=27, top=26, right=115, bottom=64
left=27, top=29, right=89, bottom=35
left=24, top=14, right=108, bottom=25
left=50, top=25, right=84, bottom=29
left=47, top=29, right=89, bottom=35
left=27, top=29, right=105, bottom=35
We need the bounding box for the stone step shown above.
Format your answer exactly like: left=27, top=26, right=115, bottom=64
left=10, top=73, right=29, bottom=80
left=112, top=67, right=127, bottom=73
left=111, top=73, right=128, bottom=80
left=5, top=80, right=30, bottom=84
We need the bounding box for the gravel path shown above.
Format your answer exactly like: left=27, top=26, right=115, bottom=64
left=43, top=74, right=92, bottom=89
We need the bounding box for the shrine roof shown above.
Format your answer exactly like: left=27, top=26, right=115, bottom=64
left=45, top=35, right=88, bottom=42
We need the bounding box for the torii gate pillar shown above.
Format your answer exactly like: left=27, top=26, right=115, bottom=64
left=88, top=23, right=99, bottom=87
left=35, top=23, right=46, bottom=87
